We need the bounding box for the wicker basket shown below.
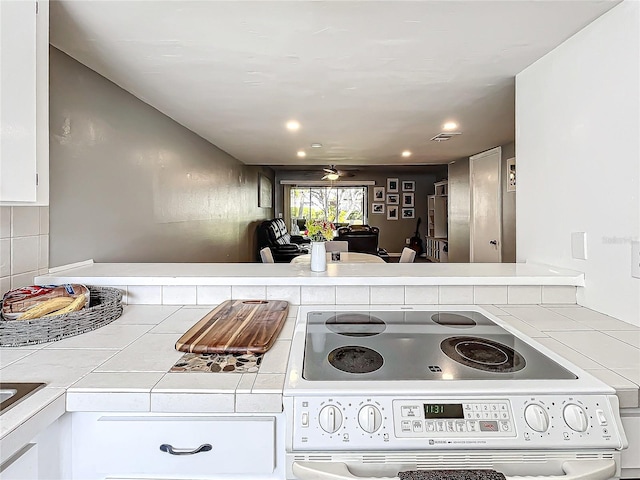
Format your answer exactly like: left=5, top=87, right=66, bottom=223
left=0, top=286, right=123, bottom=347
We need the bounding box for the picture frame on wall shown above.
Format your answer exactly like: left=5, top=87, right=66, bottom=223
left=387, top=178, right=399, bottom=193
left=402, top=193, right=414, bottom=207
left=402, top=180, right=415, bottom=192
left=258, top=174, right=273, bottom=208
left=402, top=208, right=415, bottom=219
left=387, top=205, right=398, bottom=220
left=373, top=186, right=385, bottom=200
left=507, top=157, right=516, bottom=192
left=372, top=203, right=385, bottom=214
left=386, top=194, right=399, bottom=205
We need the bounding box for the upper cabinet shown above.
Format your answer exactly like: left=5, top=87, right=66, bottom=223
left=0, top=0, right=48, bottom=205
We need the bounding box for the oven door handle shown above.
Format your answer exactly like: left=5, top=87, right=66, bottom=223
left=292, top=459, right=616, bottom=480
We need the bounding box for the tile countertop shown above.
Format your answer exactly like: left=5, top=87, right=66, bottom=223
left=35, top=261, right=585, bottom=286
left=1, top=303, right=638, bottom=454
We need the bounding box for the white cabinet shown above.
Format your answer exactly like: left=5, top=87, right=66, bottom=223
left=0, top=444, right=38, bottom=480
left=72, top=413, right=278, bottom=479
left=0, top=413, right=70, bottom=480
left=621, top=411, right=640, bottom=478
left=0, top=0, right=48, bottom=204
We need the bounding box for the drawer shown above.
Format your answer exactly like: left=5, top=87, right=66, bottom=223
left=91, top=416, right=275, bottom=478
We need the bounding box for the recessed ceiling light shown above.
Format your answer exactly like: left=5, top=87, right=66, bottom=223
left=401, top=150, right=412, bottom=158
left=297, top=150, right=306, bottom=158
left=286, top=120, right=300, bottom=131
left=442, top=121, right=458, bottom=131
left=310, top=143, right=323, bottom=148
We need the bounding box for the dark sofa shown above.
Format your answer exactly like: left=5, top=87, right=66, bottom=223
left=257, top=218, right=311, bottom=262
left=336, top=225, right=380, bottom=255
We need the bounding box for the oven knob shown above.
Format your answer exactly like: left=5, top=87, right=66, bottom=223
left=563, top=404, right=588, bottom=432
left=318, top=405, right=343, bottom=433
left=524, top=404, right=549, bottom=432
left=358, top=405, right=382, bottom=433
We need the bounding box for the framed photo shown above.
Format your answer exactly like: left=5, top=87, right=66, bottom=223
left=371, top=203, right=385, bottom=214
left=402, top=208, right=415, bottom=219
left=387, top=178, right=399, bottom=193
left=258, top=174, right=273, bottom=208
left=386, top=194, right=399, bottom=205
left=402, top=193, right=415, bottom=207
left=373, top=186, right=385, bottom=201
left=507, top=157, right=516, bottom=192
left=402, top=181, right=415, bottom=192
left=387, top=205, right=398, bottom=220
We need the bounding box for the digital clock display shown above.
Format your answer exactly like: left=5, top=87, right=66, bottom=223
left=423, top=403, right=464, bottom=419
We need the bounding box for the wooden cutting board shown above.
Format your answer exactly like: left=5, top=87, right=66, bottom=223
left=175, top=300, right=289, bottom=354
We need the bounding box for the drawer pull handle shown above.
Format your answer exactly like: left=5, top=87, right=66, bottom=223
left=159, top=443, right=212, bottom=455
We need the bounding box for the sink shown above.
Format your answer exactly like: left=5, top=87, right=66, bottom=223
left=0, top=383, right=46, bottom=414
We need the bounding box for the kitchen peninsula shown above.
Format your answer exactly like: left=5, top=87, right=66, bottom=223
left=0, top=261, right=638, bottom=478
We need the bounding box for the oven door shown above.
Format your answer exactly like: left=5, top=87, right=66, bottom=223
left=289, top=453, right=620, bottom=480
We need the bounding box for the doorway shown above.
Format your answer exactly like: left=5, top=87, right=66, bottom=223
left=470, top=147, right=502, bottom=263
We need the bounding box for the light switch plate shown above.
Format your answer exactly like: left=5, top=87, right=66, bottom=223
left=632, top=241, right=640, bottom=279
left=571, top=232, right=587, bottom=260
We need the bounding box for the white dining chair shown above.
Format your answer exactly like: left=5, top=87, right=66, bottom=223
left=324, top=241, right=349, bottom=253
left=399, top=247, right=416, bottom=263
left=259, top=247, right=275, bottom=263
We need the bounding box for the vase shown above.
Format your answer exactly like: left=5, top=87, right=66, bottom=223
left=310, top=241, right=327, bottom=272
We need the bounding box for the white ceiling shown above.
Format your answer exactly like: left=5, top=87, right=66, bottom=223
left=50, top=0, right=620, bottom=168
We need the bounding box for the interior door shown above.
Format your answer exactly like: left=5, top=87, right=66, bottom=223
left=470, top=147, right=502, bottom=263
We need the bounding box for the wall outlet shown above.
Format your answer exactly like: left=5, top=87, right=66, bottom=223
left=632, top=241, right=640, bottom=279
left=405, top=238, right=410, bottom=244
left=571, top=232, right=588, bottom=260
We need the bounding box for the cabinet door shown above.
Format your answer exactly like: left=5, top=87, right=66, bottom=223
left=0, top=444, right=38, bottom=480
left=75, top=415, right=276, bottom=479
left=0, top=0, right=37, bottom=202
left=621, top=413, right=640, bottom=475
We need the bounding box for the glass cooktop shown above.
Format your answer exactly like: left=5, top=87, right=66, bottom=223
left=302, top=310, right=577, bottom=381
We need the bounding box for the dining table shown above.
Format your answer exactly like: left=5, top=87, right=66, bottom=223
left=290, top=251, right=386, bottom=264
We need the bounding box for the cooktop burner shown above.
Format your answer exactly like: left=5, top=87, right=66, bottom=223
left=302, top=310, right=577, bottom=381
left=440, top=336, right=526, bottom=373
left=328, top=346, right=384, bottom=374
left=325, top=313, right=386, bottom=337
left=431, top=312, right=476, bottom=328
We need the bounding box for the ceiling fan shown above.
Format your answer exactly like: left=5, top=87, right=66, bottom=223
left=322, top=165, right=353, bottom=180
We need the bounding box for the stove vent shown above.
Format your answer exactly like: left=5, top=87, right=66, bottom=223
left=430, top=132, right=462, bottom=142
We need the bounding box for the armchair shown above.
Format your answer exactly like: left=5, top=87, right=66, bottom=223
left=257, top=218, right=311, bottom=263
left=336, top=225, right=380, bottom=255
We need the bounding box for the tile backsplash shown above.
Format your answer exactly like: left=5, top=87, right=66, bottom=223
left=115, top=284, right=577, bottom=306
left=0, top=206, right=49, bottom=295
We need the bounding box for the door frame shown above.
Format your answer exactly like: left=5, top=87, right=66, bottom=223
left=469, top=146, right=503, bottom=263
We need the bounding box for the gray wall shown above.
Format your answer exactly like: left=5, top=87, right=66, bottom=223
left=49, top=48, right=273, bottom=266
left=447, top=141, right=516, bottom=263
left=275, top=168, right=447, bottom=253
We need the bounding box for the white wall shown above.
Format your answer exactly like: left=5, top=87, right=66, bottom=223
left=516, top=0, right=640, bottom=326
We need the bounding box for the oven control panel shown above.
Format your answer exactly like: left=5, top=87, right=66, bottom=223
left=287, top=395, right=625, bottom=451
left=393, top=399, right=516, bottom=438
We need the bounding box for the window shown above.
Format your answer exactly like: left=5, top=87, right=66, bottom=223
left=290, top=186, right=367, bottom=229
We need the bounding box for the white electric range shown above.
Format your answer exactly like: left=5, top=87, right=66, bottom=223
left=283, top=305, right=628, bottom=480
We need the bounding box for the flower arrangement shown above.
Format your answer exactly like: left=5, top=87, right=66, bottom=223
left=306, top=219, right=335, bottom=242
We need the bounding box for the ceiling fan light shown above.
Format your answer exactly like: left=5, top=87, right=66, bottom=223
left=325, top=173, right=340, bottom=181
